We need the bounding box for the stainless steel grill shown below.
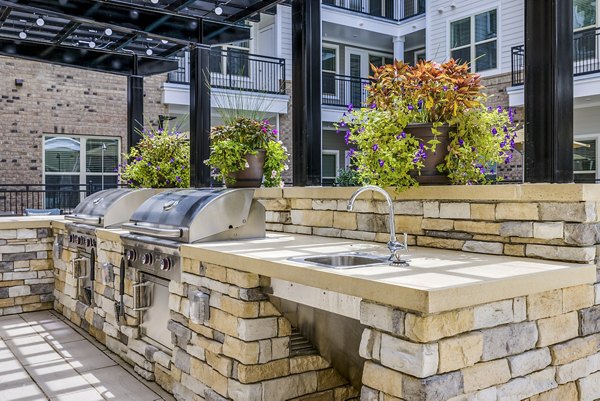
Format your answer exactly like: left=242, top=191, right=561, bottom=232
left=120, top=188, right=265, bottom=351
left=63, top=188, right=158, bottom=305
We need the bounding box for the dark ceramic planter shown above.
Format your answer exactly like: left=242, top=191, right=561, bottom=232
left=228, top=150, right=266, bottom=188
left=406, top=123, right=453, bottom=185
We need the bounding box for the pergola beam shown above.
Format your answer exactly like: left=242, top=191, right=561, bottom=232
left=0, top=37, right=177, bottom=76
left=225, top=0, right=285, bottom=22
left=52, top=21, right=80, bottom=44
left=0, top=6, right=11, bottom=27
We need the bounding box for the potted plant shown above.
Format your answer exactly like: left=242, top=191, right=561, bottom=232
left=119, top=122, right=190, bottom=188
left=205, top=117, right=289, bottom=188
left=338, top=58, right=517, bottom=188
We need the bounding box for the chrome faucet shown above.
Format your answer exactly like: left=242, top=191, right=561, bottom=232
left=347, top=185, right=409, bottom=266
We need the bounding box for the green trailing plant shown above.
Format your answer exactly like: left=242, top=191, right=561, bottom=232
left=119, top=122, right=190, bottom=188
left=338, top=59, right=517, bottom=189
left=205, top=117, right=288, bottom=187
left=333, top=167, right=360, bottom=187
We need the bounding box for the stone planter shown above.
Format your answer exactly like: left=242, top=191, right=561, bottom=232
left=407, top=123, right=453, bottom=185
left=228, top=149, right=266, bottom=188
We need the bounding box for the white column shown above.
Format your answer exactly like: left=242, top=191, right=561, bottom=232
left=393, top=36, right=406, bottom=62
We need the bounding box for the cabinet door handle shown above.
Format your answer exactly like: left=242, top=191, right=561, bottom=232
left=133, top=281, right=153, bottom=311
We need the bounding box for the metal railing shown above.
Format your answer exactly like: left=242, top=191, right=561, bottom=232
left=511, top=27, right=600, bottom=86
left=322, top=0, right=425, bottom=22
left=0, top=183, right=121, bottom=216
left=322, top=73, right=371, bottom=108
left=167, top=49, right=286, bottom=95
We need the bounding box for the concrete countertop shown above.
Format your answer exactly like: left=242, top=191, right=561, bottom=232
left=180, top=232, right=596, bottom=314
left=0, top=215, right=63, bottom=229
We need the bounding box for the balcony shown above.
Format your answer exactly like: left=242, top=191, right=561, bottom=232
left=322, top=0, right=425, bottom=22
left=322, top=73, right=370, bottom=108
left=167, top=49, right=286, bottom=95
left=511, top=27, right=600, bottom=86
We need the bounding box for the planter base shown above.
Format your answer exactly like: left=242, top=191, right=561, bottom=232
left=406, top=123, right=452, bottom=186
left=228, top=150, right=265, bottom=188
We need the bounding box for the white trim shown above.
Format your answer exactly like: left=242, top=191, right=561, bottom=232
left=344, top=150, right=352, bottom=168
left=572, top=134, right=599, bottom=181
left=322, top=150, right=340, bottom=179
left=322, top=43, right=340, bottom=74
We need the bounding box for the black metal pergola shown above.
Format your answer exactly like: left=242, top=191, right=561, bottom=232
left=0, top=0, right=287, bottom=186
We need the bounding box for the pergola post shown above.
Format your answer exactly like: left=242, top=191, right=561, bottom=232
left=292, top=0, right=322, bottom=186
left=189, top=46, right=212, bottom=187
left=524, top=0, right=574, bottom=183
left=126, top=74, right=144, bottom=149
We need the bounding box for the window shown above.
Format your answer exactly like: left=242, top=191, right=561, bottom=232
left=368, top=55, right=394, bottom=68
left=574, top=139, right=597, bottom=183
left=210, top=40, right=250, bottom=77
left=322, top=150, right=339, bottom=180
left=322, top=46, right=338, bottom=96
left=450, top=9, right=497, bottom=72
left=44, top=136, right=120, bottom=208
left=574, top=0, right=596, bottom=29
left=574, top=0, right=597, bottom=61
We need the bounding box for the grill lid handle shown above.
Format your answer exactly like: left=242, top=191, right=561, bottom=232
left=122, top=223, right=183, bottom=238
left=65, top=215, right=102, bottom=225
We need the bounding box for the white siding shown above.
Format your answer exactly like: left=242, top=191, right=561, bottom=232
left=426, top=0, right=524, bottom=76
left=276, top=4, right=293, bottom=81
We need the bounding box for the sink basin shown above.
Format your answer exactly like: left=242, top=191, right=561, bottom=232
left=290, top=253, right=389, bottom=269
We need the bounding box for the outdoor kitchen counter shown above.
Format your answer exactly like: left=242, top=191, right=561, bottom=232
left=180, top=232, right=596, bottom=314
left=0, top=215, right=63, bottom=229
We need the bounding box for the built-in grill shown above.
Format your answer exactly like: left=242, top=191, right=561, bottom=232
left=63, top=188, right=158, bottom=305
left=120, top=188, right=265, bottom=350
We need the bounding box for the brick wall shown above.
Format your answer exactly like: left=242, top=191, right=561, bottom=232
left=0, top=56, right=167, bottom=185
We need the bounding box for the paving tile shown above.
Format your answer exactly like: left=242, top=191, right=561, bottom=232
left=0, top=316, right=37, bottom=340
left=39, top=327, right=84, bottom=345
left=25, top=359, right=102, bottom=400
left=82, top=366, right=161, bottom=401
left=53, top=340, right=116, bottom=373
left=0, top=359, right=48, bottom=401
left=20, top=312, right=59, bottom=325
left=49, top=388, right=104, bottom=401
left=5, top=335, right=62, bottom=366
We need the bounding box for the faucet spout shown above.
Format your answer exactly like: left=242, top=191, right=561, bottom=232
left=347, top=185, right=409, bottom=266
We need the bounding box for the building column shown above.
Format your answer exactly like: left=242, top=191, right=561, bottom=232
left=189, top=46, right=212, bottom=188
left=292, top=0, right=322, bottom=186
left=524, top=0, right=574, bottom=183
left=126, top=75, right=143, bottom=150
left=393, top=36, right=405, bottom=62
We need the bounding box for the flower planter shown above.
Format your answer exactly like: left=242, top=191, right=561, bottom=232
left=227, top=150, right=266, bottom=188
left=407, top=123, right=453, bottom=185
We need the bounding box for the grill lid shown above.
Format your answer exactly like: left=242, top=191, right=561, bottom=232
left=122, top=188, right=261, bottom=243
left=65, top=188, right=158, bottom=228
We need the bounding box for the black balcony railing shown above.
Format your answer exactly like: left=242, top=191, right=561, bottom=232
left=322, top=73, right=371, bottom=108
left=167, top=49, right=286, bottom=94
left=511, top=27, right=600, bottom=86
left=0, top=183, right=122, bottom=216
left=322, top=0, right=425, bottom=22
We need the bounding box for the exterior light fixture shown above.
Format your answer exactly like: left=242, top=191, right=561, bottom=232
left=88, top=41, right=96, bottom=48
left=36, top=17, right=45, bottom=27
left=150, top=0, right=159, bottom=3
left=18, top=31, right=27, bottom=39
left=146, top=48, right=153, bottom=55
left=104, top=28, right=112, bottom=36
left=161, top=39, right=168, bottom=44
left=215, top=6, right=223, bottom=15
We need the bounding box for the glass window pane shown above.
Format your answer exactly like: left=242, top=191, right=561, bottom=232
left=85, top=175, right=118, bottom=194
left=322, top=154, right=337, bottom=178
left=574, top=0, right=596, bottom=29
left=209, top=46, right=223, bottom=73
left=574, top=140, right=596, bottom=176
left=45, top=136, right=80, bottom=173
left=86, top=139, right=119, bottom=173
left=451, top=17, right=471, bottom=48
left=475, top=10, right=497, bottom=42
left=227, top=49, right=250, bottom=77
left=44, top=174, right=81, bottom=210
left=370, top=0, right=382, bottom=16
left=369, top=55, right=383, bottom=68
left=322, top=48, right=337, bottom=72
left=384, top=57, right=394, bottom=65
left=451, top=47, right=471, bottom=65
left=323, top=72, right=336, bottom=95
left=475, top=41, right=497, bottom=71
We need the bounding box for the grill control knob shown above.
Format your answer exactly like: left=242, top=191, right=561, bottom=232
left=142, top=253, right=153, bottom=265
left=160, top=257, right=172, bottom=271
left=76, top=236, right=83, bottom=245
left=69, top=234, right=74, bottom=243
left=126, top=249, right=137, bottom=262
left=85, top=238, right=92, bottom=247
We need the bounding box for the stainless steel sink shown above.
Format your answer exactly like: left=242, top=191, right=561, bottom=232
left=290, top=253, right=389, bottom=269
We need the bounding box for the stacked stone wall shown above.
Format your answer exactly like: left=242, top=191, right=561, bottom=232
left=0, top=226, right=54, bottom=315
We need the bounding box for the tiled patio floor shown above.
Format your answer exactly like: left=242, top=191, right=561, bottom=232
left=0, top=311, right=174, bottom=401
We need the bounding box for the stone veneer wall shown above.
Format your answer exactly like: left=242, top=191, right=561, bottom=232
left=0, top=226, right=54, bottom=315
left=256, top=188, right=600, bottom=264
left=359, top=281, right=600, bottom=401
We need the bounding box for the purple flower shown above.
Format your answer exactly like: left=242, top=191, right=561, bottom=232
left=401, top=131, right=406, bottom=138
left=113, top=167, right=118, bottom=172
left=340, top=121, right=346, bottom=127
left=497, top=105, right=503, bottom=113
left=372, top=144, right=379, bottom=151
left=136, top=156, right=142, bottom=161
left=127, top=179, right=133, bottom=184
left=156, top=166, right=160, bottom=170
left=487, top=106, right=493, bottom=112
left=442, top=85, right=448, bottom=91
left=408, top=104, right=414, bottom=111
left=503, top=126, right=508, bottom=133
left=378, top=159, right=385, bottom=167
left=181, top=165, right=186, bottom=170
left=417, top=99, right=424, bottom=108
left=471, top=146, right=476, bottom=152
left=176, top=176, right=182, bottom=182
left=454, top=85, right=459, bottom=90
left=370, top=102, right=377, bottom=109
left=344, top=130, right=351, bottom=145
left=347, top=103, right=354, bottom=112
left=458, top=138, right=464, bottom=146
left=166, top=179, right=170, bottom=184
left=348, top=148, right=355, bottom=158
left=170, top=158, right=175, bottom=163
left=273, top=129, right=279, bottom=135
left=500, top=141, right=506, bottom=148
left=147, top=162, right=152, bottom=166
left=491, top=127, right=498, bottom=136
